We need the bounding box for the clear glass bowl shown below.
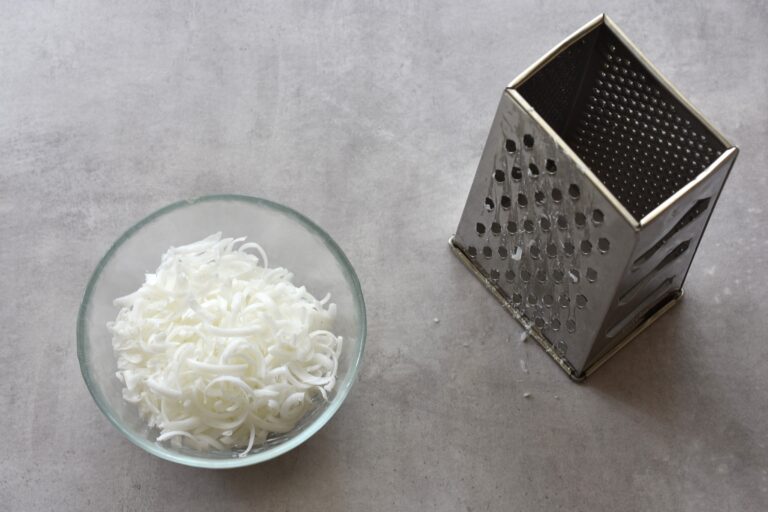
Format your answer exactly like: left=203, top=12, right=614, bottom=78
left=77, top=195, right=366, bottom=468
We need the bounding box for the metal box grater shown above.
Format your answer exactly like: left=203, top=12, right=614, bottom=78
left=450, top=14, right=738, bottom=380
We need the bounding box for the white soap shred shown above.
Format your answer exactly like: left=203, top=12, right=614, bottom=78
left=107, top=233, right=342, bottom=456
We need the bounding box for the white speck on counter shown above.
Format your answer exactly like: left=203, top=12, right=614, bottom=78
left=723, top=287, right=733, bottom=296
left=519, top=358, right=528, bottom=373
left=520, top=330, right=529, bottom=343
left=554, top=395, right=559, bottom=400
left=462, top=342, right=469, bottom=348
left=705, top=265, right=717, bottom=276
left=523, top=392, right=532, bottom=399
left=433, top=317, right=439, bottom=324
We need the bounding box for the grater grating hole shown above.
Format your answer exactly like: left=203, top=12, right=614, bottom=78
left=505, top=139, right=517, bottom=153
left=551, top=319, right=561, bottom=331
left=559, top=294, right=570, bottom=308
left=494, top=169, right=505, bottom=183
left=505, top=269, right=515, bottom=282
left=530, top=245, right=541, bottom=260
left=498, top=246, right=508, bottom=259
left=482, top=246, right=493, bottom=259
left=568, top=184, right=581, bottom=200
left=597, top=237, right=610, bottom=253
left=518, top=193, right=528, bottom=208
left=546, top=242, right=557, bottom=258
left=580, top=240, right=593, bottom=255
left=528, top=163, right=540, bottom=178
left=527, top=294, right=538, bottom=306
left=485, top=197, right=495, bottom=211
left=586, top=267, right=598, bottom=282
left=566, top=319, right=576, bottom=333
left=557, top=215, right=568, bottom=230
left=592, top=209, right=604, bottom=225
left=507, top=221, right=517, bottom=234
left=501, top=195, right=511, bottom=209
left=543, top=294, right=554, bottom=307
left=534, top=317, right=546, bottom=329
left=546, top=158, right=557, bottom=174
left=511, top=246, right=523, bottom=260
left=511, top=166, right=523, bottom=181
left=576, top=294, right=588, bottom=308
left=552, top=188, right=563, bottom=202
left=523, top=134, right=534, bottom=148
left=491, top=222, right=501, bottom=235
left=556, top=340, right=567, bottom=355
left=553, top=269, right=564, bottom=283
left=568, top=269, right=580, bottom=283
left=534, top=190, right=546, bottom=205
left=523, top=219, right=535, bottom=233
left=520, top=269, right=531, bottom=282
left=476, top=223, right=485, bottom=235
left=536, top=269, right=548, bottom=283
left=512, top=293, right=523, bottom=304
left=540, top=216, right=552, bottom=232
left=467, top=246, right=477, bottom=258
left=490, top=269, right=500, bottom=281
left=575, top=212, right=586, bottom=228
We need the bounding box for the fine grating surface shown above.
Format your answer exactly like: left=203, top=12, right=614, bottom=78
left=519, top=26, right=727, bottom=220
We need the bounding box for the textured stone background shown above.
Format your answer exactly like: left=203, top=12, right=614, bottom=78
left=1, top=1, right=766, bottom=510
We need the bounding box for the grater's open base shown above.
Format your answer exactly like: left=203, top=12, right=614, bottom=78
left=449, top=236, right=683, bottom=381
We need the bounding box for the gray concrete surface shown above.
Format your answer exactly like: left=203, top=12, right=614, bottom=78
left=1, top=1, right=766, bottom=510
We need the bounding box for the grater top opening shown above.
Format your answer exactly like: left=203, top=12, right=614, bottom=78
left=514, top=21, right=728, bottom=221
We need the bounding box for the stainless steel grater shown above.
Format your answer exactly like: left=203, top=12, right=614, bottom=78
left=450, top=14, right=738, bottom=380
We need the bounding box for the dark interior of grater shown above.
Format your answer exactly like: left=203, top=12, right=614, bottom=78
left=516, top=24, right=727, bottom=220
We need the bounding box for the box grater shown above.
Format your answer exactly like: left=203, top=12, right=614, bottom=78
left=450, top=14, right=738, bottom=380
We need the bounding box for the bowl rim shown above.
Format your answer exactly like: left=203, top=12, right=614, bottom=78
left=77, top=194, right=367, bottom=468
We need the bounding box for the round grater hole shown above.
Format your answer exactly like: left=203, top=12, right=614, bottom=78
left=566, top=319, right=576, bottom=333
left=518, top=194, right=528, bottom=208
left=528, top=163, right=540, bottom=178
left=491, top=222, right=501, bottom=235
left=534, top=190, right=546, bottom=205
left=592, top=209, right=604, bottom=225
left=576, top=294, right=588, bottom=308
left=500, top=195, right=511, bottom=209
left=546, top=243, right=557, bottom=258
left=534, top=317, right=545, bottom=329
left=523, top=219, right=535, bottom=233
left=536, top=270, right=548, bottom=283
left=494, top=170, right=505, bottom=183
left=568, top=184, right=581, bottom=200
left=586, top=267, right=598, bottom=282
left=575, top=212, right=587, bottom=228
left=551, top=188, right=563, bottom=203
left=511, top=246, right=523, bottom=260
left=551, top=319, right=561, bottom=331
left=505, top=269, right=515, bottom=282
left=498, top=246, right=508, bottom=259
left=555, top=340, right=567, bottom=355
left=511, top=167, right=523, bottom=181
left=476, top=223, right=486, bottom=235
left=505, top=139, right=517, bottom=153
left=559, top=294, right=570, bottom=308
left=568, top=269, right=580, bottom=283
left=557, top=215, right=568, bottom=230
left=490, top=269, right=500, bottom=281
left=482, top=246, right=493, bottom=259
left=467, top=246, right=477, bottom=258
left=520, top=269, right=531, bottom=282
left=546, top=159, right=557, bottom=174
left=512, top=293, right=523, bottom=305
left=530, top=245, right=541, bottom=260
left=507, top=221, right=517, bottom=234
left=580, top=240, right=593, bottom=255
left=485, top=197, right=495, bottom=211
left=598, top=237, right=610, bottom=254
left=543, top=294, right=554, bottom=307
left=553, top=269, right=564, bottom=283
left=523, top=134, right=534, bottom=148
left=527, top=294, right=538, bottom=307
left=540, top=216, right=551, bottom=232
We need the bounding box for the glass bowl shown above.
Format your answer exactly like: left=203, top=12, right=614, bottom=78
left=77, top=195, right=366, bottom=468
